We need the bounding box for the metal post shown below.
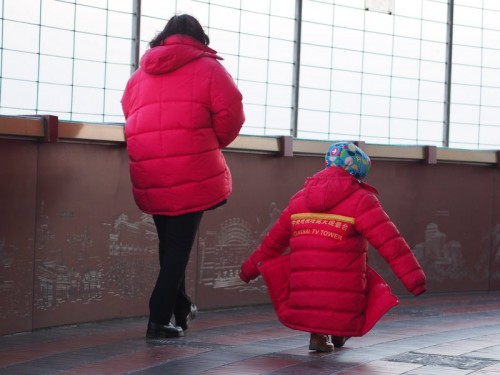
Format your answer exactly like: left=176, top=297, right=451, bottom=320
left=443, top=0, right=454, bottom=147
left=131, top=0, right=141, bottom=74
left=290, top=0, right=302, bottom=138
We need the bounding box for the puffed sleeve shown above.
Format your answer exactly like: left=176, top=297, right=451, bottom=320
left=355, top=193, right=427, bottom=296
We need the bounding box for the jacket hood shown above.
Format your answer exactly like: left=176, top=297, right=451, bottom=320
left=140, top=34, right=222, bottom=74
left=303, top=167, right=378, bottom=212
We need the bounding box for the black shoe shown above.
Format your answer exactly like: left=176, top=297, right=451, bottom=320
left=174, top=303, right=197, bottom=331
left=331, top=336, right=349, bottom=348
left=146, top=322, right=184, bottom=339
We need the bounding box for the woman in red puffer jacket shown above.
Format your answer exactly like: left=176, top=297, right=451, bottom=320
left=122, top=14, right=245, bottom=340
left=240, top=142, right=426, bottom=352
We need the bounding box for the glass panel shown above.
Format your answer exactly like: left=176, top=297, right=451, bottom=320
left=73, top=60, right=105, bottom=88
left=210, top=6, right=240, bottom=32
left=362, top=74, right=391, bottom=96
left=301, top=44, right=332, bottom=68
left=391, top=98, right=418, bottom=119
left=482, top=49, right=500, bottom=69
left=4, top=0, right=40, bottom=23
left=239, top=35, right=269, bottom=59
left=269, top=39, right=294, bottom=62
left=75, top=5, right=107, bottom=34
left=108, top=0, right=134, bottom=12
left=394, top=16, right=421, bottom=38
left=362, top=53, right=392, bottom=75
left=269, top=16, right=295, bottom=40
left=480, top=87, right=500, bottom=107
left=73, top=87, right=104, bottom=114
left=39, top=56, right=73, bottom=85
left=210, top=29, right=239, bottom=55
left=244, top=104, right=266, bottom=128
left=333, top=27, right=364, bottom=51
left=106, top=63, right=132, bottom=90
left=483, top=9, right=500, bottom=31
left=107, top=11, right=134, bottom=38
left=421, top=41, right=446, bottom=62
left=452, top=65, right=481, bottom=85
left=268, top=61, right=293, bottom=84
left=449, top=123, right=479, bottom=144
left=41, top=0, right=75, bottom=29
left=454, top=5, right=482, bottom=27
left=299, top=88, right=330, bottom=111
left=331, top=70, right=362, bottom=93
left=451, top=84, right=480, bottom=105
left=303, top=0, right=333, bottom=24
left=391, top=77, right=419, bottom=99
left=0, top=79, right=37, bottom=109
left=421, top=21, right=447, bottom=43
left=417, top=121, right=443, bottom=143
left=480, top=106, right=500, bottom=125
left=302, top=22, right=332, bottom=46
left=333, top=6, right=363, bottom=29
left=419, top=61, right=445, bottom=82
left=395, top=1, right=422, bottom=18
left=364, top=33, right=393, bottom=55
left=361, top=95, right=390, bottom=117
left=104, top=89, right=123, bottom=115
left=330, top=112, right=361, bottom=136
left=419, top=81, right=445, bottom=102
left=3, top=21, right=40, bottom=53
left=365, top=9, right=394, bottom=34
left=238, top=57, right=268, bottom=83
left=453, top=45, right=482, bottom=66
left=361, top=116, right=390, bottom=138
left=450, top=103, right=479, bottom=124
left=332, top=50, right=363, bottom=72
left=266, top=107, right=291, bottom=130
left=482, top=29, right=500, bottom=49
left=297, top=109, right=329, bottom=133
left=422, top=1, right=448, bottom=22
left=390, top=118, right=417, bottom=140
left=301, top=66, right=331, bottom=90
left=418, top=100, right=444, bottom=121
left=38, top=83, right=72, bottom=112
left=393, top=36, right=420, bottom=58
left=271, top=0, right=296, bottom=18
left=141, top=0, right=175, bottom=17
left=454, top=25, right=482, bottom=47
left=2, top=50, right=38, bottom=81
left=267, top=84, right=292, bottom=107
left=331, top=92, right=361, bottom=114
left=238, top=81, right=267, bottom=105
left=241, top=11, right=269, bottom=36
left=74, top=33, right=106, bottom=61
left=479, top=126, right=500, bottom=148
left=106, top=37, right=133, bottom=64
left=40, top=26, right=74, bottom=58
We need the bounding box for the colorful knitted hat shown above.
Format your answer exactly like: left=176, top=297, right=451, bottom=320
left=325, top=142, right=371, bottom=180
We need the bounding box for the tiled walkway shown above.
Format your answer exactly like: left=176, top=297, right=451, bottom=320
left=1, top=292, right=500, bottom=374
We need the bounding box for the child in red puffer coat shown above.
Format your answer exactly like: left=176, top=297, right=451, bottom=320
left=240, top=142, right=426, bottom=352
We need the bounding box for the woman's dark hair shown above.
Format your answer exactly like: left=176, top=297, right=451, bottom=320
left=149, top=14, right=210, bottom=48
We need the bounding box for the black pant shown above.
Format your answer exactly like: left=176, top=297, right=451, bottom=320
left=149, top=211, right=204, bottom=325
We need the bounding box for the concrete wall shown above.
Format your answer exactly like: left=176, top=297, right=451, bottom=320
left=1, top=132, right=499, bottom=336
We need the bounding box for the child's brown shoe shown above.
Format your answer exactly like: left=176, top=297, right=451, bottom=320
left=309, top=333, right=334, bottom=352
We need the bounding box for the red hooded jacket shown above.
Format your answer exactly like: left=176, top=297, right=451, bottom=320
left=240, top=167, right=426, bottom=336
left=122, top=35, right=245, bottom=215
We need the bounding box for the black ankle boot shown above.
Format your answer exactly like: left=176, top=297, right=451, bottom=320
left=174, top=303, right=198, bottom=331
left=146, top=322, right=184, bottom=339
